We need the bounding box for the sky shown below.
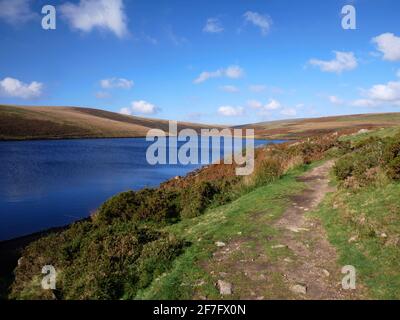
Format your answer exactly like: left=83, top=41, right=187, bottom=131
left=0, top=0, right=400, bottom=125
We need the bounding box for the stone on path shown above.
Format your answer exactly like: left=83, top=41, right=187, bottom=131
left=215, top=241, right=226, bottom=247
left=290, top=284, right=307, bottom=295
left=217, top=280, right=233, bottom=295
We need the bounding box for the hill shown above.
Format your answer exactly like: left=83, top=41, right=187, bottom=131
left=241, top=113, right=400, bottom=139
left=0, top=105, right=219, bottom=140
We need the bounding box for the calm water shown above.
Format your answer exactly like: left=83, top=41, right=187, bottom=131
left=0, top=138, right=283, bottom=241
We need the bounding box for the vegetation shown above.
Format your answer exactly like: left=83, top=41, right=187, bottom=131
left=8, top=133, right=340, bottom=299
left=315, top=127, right=400, bottom=299
left=7, top=126, right=400, bottom=300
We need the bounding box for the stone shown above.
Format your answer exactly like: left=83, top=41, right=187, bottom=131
left=322, top=269, right=330, bottom=277
left=290, top=284, right=307, bottom=295
left=217, top=280, right=232, bottom=295
left=348, top=235, right=358, bottom=243
left=272, top=244, right=287, bottom=249
left=215, top=241, right=226, bottom=247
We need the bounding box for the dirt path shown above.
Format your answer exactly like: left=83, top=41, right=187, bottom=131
left=203, top=161, right=365, bottom=300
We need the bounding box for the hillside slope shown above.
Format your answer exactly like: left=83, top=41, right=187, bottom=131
left=0, top=105, right=219, bottom=140
left=241, top=113, right=400, bottom=139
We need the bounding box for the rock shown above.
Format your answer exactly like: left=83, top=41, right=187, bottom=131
left=17, top=257, right=24, bottom=266
left=256, top=296, right=265, bottom=300
left=272, top=244, right=287, bottom=249
left=380, top=233, right=388, bottom=238
left=217, top=280, right=233, bottom=295
left=288, top=227, right=309, bottom=233
left=215, top=241, right=226, bottom=247
left=348, top=235, right=358, bottom=243
left=284, top=257, right=293, bottom=263
left=322, top=269, right=330, bottom=277
left=290, top=284, right=307, bottom=295
left=358, top=129, right=370, bottom=134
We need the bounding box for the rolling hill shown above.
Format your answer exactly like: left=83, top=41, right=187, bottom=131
left=240, top=113, right=400, bottom=139
left=2, top=105, right=400, bottom=141
left=0, top=105, right=220, bottom=140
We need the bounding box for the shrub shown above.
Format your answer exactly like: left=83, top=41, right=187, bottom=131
left=10, top=222, right=184, bottom=300
left=334, top=155, right=355, bottom=181
left=253, top=158, right=283, bottom=186
left=180, top=181, right=220, bottom=219
left=387, top=157, right=400, bottom=180
left=94, top=188, right=180, bottom=225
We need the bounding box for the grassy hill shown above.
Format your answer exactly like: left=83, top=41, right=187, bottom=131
left=2, top=105, right=400, bottom=141
left=0, top=105, right=219, bottom=140
left=241, top=113, right=400, bottom=139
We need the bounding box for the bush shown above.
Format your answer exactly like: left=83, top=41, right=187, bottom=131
left=94, top=188, right=180, bottom=225
left=253, top=158, right=283, bottom=186
left=334, top=154, right=355, bottom=181
left=180, top=181, right=220, bottom=219
left=387, top=157, right=400, bottom=180
left=10, top=222, right=184, bottom=300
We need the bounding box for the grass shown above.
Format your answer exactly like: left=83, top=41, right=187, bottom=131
left=340, top=127, right=400, bottom=143
left=135, top=165, right=311, bottom=300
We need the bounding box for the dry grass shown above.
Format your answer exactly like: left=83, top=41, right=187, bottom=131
left=241, top=113, right=400, bottom=140
left=0, top=105, right=221, bottom=140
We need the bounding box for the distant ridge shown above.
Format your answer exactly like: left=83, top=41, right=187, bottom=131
left=0, top=105, right=221, bottom=141
left=240, top=112, right=400, bottom=139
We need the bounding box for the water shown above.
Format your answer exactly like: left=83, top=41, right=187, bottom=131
left=0, top=138, right=283, bottom=241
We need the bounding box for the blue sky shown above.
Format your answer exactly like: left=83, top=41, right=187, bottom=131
left=1, top=0, right=400, bottom=125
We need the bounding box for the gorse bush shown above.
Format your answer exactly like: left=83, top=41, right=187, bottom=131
left=94, top=188, right=180, bottom=225
left=11, top=221, right=183, bottom=300
left=180, top=181, right=221, bottom=219
left=334, top=132, right=400, bottom=188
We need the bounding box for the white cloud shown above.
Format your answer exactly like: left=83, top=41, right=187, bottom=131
left=0, top=0, right=36, bottom=24
left=220, top=85, right=239, bottom=93
left=203, top=18, right=223, bottom=33
left=119, top=107, right=132, bottom=115
left=60, top=0, right=128, bottom=38
left=249, top=84, right=267, bottom=93
left=225, top=65, right=244, bottom=79
left=280, top=108, right=297, bottom=117
left=397, top=69, right=400, bottom=78
left=329, top=95, right=343, bottom=105
left=243, top=11, right=272, bottom=36
left=218, top=106, right=244, bottom=117
left=0, top=77, right=43, bottom=99
left=100, top=77, right=133, bottom=89
left=247, top=99, right=282, bottom=114
left=372, top=33, right=400, bottom=62
left=351, top=80, right=400, bottom=107
left=264, top=99, right=281, bottom=110
left=309, top=51, right=358, bottom=73
left=131, top=100, right=160, bottom=115
left=367, top=81, right=400, bottom=101
left=194, top=65, right=244, bottom=84
left=119, top=100, right=160, bottom=116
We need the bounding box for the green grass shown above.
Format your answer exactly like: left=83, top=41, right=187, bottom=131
left=314, top=183, right=400, bottom=299
left=340, top=127, right=400, bottom=143
left=135, top=165, right=311, bottom=299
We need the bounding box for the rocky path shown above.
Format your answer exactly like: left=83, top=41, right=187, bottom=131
left=204, top=161, right=365, bottom=300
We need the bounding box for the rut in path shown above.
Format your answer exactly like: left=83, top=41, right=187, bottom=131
left=204, top=161, right=365, bottom=300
